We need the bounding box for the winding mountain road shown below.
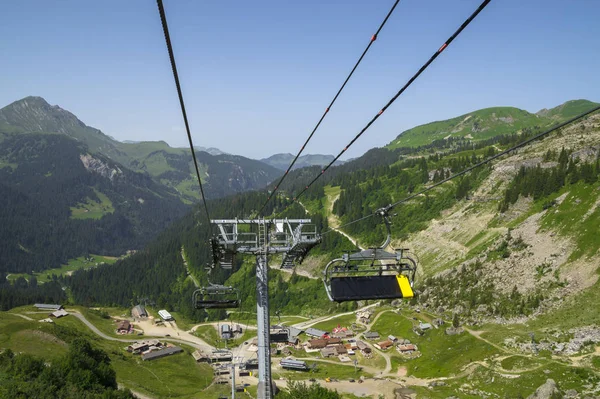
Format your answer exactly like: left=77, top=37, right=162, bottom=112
left=68, top=311, right=214, bottom=352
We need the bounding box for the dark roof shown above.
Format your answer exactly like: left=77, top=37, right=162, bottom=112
left=34, top=304, right=63, bottom=310
left=364, top=332, right=380, bottom=339
left=281, top=359, right=308, bottom=370
left=117, top=320, right=131, bottom=329
left=141, top=346, right=183, bottom=361
left=305, top=327, right=327, bottom=337
left=132, top=305, right=147, bottom=316
left=286, top=326, right=303, bottom=339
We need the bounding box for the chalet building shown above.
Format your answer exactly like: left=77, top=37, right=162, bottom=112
left=363, top=331, right=380, bottom=340
left=128, top=339, right=161, bottom=354
left=307, top=339, right=328, bottom=349
left=117, top=320, right=131, bottom=333
left=332, top=344, right=347, bottom=355
left=191, top=349, right=233, bottom=363
left=285, top=326, right=303, bottom=345
left=374, top=340, right=393, bottom=350
left=141, top=346, right=183, bottom=361
left=320, top=347, right=337, bottom=357
left=35, top=304, right=63, bottom=311
left=50, top=309, right=68, bottom=318
left=280, top=359, right=309, bottom=371
left=132, top=305, right=147, bottom=318
left=397, top=344, right=417, bottom=353
left=305, top=327, right=327, bottom=338
left=356, top=340, right=372, bottom=355
left=331, top=331, right=354, bottom=339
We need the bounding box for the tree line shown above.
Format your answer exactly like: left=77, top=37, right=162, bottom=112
left=0, top=338, right=134, bottom=398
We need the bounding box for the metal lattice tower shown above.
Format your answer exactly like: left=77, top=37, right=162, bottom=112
left=211, top=218, right=320, bottom=399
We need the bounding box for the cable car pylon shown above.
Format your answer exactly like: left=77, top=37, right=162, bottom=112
left=210, top=218, right=320, bottom=399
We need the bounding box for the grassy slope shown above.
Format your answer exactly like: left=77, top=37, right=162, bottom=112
left=0, top=307, right=215, bottom=399
left=70, top=188, right=115, bottom=219
left=388, top=106, right=543, bottom=148
left=387, top=100, right=599, bottom=149
left=7, top=254, right=118, bottom=283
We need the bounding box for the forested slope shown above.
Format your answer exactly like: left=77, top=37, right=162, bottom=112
left=0, top=134, right=188, bottom=274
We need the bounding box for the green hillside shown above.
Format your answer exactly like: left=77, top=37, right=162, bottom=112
left=387, top=100, right=599, bottom=149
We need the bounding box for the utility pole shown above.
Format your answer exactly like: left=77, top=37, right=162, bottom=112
left=211, top=218, right=319, bottom=399
left=231, top=361, right=236, bottom=399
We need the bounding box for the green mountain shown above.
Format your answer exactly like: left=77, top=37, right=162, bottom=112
left=387, top=99, right=599, bottom=149
left=0, top=96, right=289, bottom=275
left=0, top=96, right=282, bottom=201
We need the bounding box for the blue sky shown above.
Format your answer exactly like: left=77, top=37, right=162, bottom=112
left=1, top=0, right=599, bottom=159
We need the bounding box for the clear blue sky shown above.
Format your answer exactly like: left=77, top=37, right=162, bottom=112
left=1, top=0, right=599, bottom=159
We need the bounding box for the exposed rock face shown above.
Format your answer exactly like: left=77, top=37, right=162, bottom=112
left=527, top=379, right=562, bottom=399
left=80, top=154, right=122, bottom=181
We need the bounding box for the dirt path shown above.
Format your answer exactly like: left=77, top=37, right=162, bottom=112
left=291, top=302, right=380, bottom=330
left=361, top=310, right=393, bottom=375
left=9, top=313, right=34, bottom=321
left=67, top=311, right=214, bottom=352
left=269, top=262, right=318, bottom=280
left=299, top=198, right=364, bottom=250
left=181, top=246, right=200, bottom=288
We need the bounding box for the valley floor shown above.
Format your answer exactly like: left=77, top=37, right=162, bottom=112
left=3, top=300, right=600, bottom=399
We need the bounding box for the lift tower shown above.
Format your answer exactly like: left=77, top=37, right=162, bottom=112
left=211, top=218, right=320, bottom=399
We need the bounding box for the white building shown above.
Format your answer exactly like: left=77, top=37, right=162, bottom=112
left=158, top=309, right=173, bottom=321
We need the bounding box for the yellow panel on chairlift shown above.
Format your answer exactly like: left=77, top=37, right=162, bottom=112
left=396, top=275, right=414, bottom=298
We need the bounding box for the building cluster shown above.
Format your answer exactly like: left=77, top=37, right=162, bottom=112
left=126, top=339, right=183, bottom=361
left=192, top=349, right=233, bottom=363
left=34, top=304, right=68, bottom=322
left=365, top=331, right=420, bottom=356
left=220, top=324, right=243, bottom=339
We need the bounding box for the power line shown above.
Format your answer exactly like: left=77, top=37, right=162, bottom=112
left=156, top=0, right=211, bottom=222
left=323, top=104, right=600, bottom=235
left=289, top=0, right=492, bottom=205
left=256, top=0, right=402, bottom=217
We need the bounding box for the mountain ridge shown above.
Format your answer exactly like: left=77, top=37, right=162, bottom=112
left=260, top=152, right=345, bottom=170
left=387, top=99, right=599, bottom=149
left=0, top=96, right=282, bottom=201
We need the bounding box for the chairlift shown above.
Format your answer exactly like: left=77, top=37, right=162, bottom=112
left=322, top=207, right=417, bottom=302
left=193, top=284, right=240, bottom=309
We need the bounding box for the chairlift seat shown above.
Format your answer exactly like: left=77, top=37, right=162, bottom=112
left=193, top=285, right=240, bottom=309
left=329, top=274, right=414, bottom=302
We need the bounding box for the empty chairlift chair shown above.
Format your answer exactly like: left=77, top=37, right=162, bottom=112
left=322, top=207, right=417, bottom=303
left=193, top=284, right=240, bottom=309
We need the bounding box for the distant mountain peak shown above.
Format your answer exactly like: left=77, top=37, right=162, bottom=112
left=260, top=153, right=344, bottom=171
left=0, top=95, right=87, bottom=134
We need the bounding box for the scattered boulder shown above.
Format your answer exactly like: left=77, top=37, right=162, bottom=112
left=445, top=327, right=464, bottom=336
left=526, top=379, right=562, bottom=399
left=563, top=389, right=578, bottom=398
